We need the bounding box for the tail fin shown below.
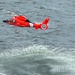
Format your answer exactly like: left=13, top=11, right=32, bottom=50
left=34, top=18, right=50, bottom=30
left=40, top=18, right=50, bottom=30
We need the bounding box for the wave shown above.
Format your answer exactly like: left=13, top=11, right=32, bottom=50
left=0, top=45, right=75, bottom=75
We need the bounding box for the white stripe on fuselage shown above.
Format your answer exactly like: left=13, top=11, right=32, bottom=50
left=29, top=23, right=33, bottom=27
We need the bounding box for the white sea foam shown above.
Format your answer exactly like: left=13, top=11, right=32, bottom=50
left=0, top=45, right=75, bottom=75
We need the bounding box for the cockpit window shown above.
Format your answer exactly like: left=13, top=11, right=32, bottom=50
left=10, top=19, right=16, bottom=23
left=12, top=20, right=16, bottom=22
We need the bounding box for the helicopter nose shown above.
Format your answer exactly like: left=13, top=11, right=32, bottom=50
left=3, top=20, right=9, bottom=23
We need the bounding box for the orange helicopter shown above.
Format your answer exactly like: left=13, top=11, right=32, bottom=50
left=3, top=15, right=50, bottom=30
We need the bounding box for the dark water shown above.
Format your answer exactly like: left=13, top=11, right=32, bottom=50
left=0, top=0, right=75, bottom=75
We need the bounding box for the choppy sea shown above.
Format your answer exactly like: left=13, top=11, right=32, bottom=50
left=0, top=0, right=75, bottom=75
